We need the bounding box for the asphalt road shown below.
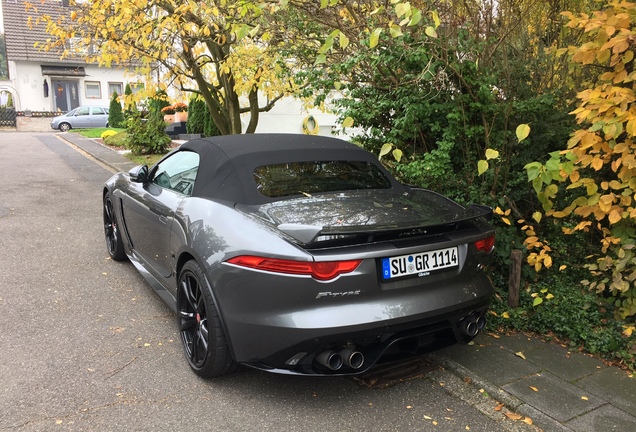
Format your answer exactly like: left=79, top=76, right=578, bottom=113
left=0, top=132, right=526, bottom=431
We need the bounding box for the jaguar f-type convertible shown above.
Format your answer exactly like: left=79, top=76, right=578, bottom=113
left=103, top=134, right=495, bottom=377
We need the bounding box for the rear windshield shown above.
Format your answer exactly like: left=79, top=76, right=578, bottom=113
left=254, top=161, right=392, bottom=198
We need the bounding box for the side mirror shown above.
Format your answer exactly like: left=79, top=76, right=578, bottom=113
left=129, top=165, right=149, bottom=183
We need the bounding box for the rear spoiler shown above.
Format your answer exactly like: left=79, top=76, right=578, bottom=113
left=278, top=204, right=493, bottom=245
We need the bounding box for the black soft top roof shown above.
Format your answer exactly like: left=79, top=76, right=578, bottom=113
left=180, top=134, right=399, bottom=204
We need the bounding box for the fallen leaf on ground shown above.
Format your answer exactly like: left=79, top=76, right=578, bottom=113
left=494, top=402, right=504, bottom=411
left=523, top=417, right=533, bottom=425
left=581, top=396, right=589, bottom=401
left=529, top=386, right=539, bottom=392
left=504, top=412, right=523, bottom=420
left=515, top=351, right=526, bottom=360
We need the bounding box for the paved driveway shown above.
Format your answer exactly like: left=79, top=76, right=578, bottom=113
left=0, top=132, right=521, bottom=431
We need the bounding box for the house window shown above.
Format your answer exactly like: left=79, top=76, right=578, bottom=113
left=129, top=82, right=145, bottom=95
left=108, top=82, right=123, bottom=97
left=85, top=81, right=101, bottom=99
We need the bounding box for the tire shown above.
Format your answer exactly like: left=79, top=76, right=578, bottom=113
left=177, top=260, right=238, bottom=378
left=103, top=193, right=127, bottom=261
left=59, top=122, right=71, bottom=132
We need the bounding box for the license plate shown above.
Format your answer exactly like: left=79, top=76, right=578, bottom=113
left=381, top=247, right=459, bottom=279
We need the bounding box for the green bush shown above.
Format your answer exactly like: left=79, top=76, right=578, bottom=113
left=103, top=131, right=128, bottom=148
left=186, top=96, right=206, bottom=135
left=148, top=90, right=171, bottom=117
left=488, top=273, right=636, bottom=369
left=124, top=83, right=136, bottom=119
left=108, top=91, right=125, bottom=128
left=203, top=108, right=220, bottom=137
left=125, top=111, right=171, bottom=155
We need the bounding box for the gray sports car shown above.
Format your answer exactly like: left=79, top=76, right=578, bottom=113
left=103, top=134, right=495, bottom=377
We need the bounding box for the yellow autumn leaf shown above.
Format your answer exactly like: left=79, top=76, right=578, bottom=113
left=478, top=160, right=489, bottom=175
left=529, top=386, right=539, bottom=392
left=342, top=117, right=354, bottom=128
left=515, top=351, right=526, bottom=360
left=581, top=396, right=589, bottom=401
left=502, top=311, right=510, bottom=319
left=369, top=28, right=382, bottom=48
left=485, top=148, right=500, bottom=160
left=623, top=325, right=635, bottom=337
left=516, top=124, right=531, bottom=142
left=501, top=217, right=511, bottom=225
left=609, top=209, right=622, bottom=224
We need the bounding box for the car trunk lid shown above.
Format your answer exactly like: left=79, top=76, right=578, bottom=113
left=237, top=189, right=491, bottom=246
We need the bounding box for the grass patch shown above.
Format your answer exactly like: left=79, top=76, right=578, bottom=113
left=72, top=128, right=169, bottom=166
left=73, top=128, right=125, bottom=138
left=125, top=153, right=165, bottom=166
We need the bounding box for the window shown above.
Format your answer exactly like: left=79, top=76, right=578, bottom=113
left=75, top=107, right=90, bottom=116
left=254, top=161, right=392, bottom=198
left=129, top=82, right=145, bottom=95
left=85, top=81, right=101, bottom=99
left=152, top=151, right=200, bottom=196
left=91, top=107, right=107, bottom=115
left=108, top=82, right=123, bottom=97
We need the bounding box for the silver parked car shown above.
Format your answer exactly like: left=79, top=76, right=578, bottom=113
left=51, top=106, right=110, bottom=131
left=103, top=134, right=495, bottom=377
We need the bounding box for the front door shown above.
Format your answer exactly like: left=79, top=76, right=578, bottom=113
left=52, top=80, right=80, bottom=112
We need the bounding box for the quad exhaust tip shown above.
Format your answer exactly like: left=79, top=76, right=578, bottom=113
left=340, top=348, right=364, bottom=369
left=315, top=350, right=344, bottom=371
left=315, top=348, right=365, bottom=371
left=459, top=314, right=486, bottom=338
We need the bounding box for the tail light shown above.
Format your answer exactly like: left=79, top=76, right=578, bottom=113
left=474, top=235, right=495, bottom=253
left=226, top=256, right=362, bottom=281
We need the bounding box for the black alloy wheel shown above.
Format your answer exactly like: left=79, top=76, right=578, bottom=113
left=178, top=260, right=237, bottom=377
left=103, top=194, right=126, bottom=261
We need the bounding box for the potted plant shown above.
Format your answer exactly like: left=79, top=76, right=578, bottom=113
left=161, top=105, right=175, bottom=123
left=173, top=102, right=188, bottom=122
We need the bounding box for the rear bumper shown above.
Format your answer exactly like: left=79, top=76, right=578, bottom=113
left=247, top=301, right=491, bottom=376
left=212, top=266, right=493, bottom=375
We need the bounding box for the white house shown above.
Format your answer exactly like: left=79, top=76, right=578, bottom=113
left=0, top=0, right=346, bottom=137
left=0, top=0, right=142, bottom=113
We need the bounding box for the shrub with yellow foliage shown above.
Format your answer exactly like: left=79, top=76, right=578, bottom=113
left=527, top=1, right=636, bottom=318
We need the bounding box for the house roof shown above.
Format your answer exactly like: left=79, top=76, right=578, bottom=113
left=2, top=0, right=85, bottom=63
